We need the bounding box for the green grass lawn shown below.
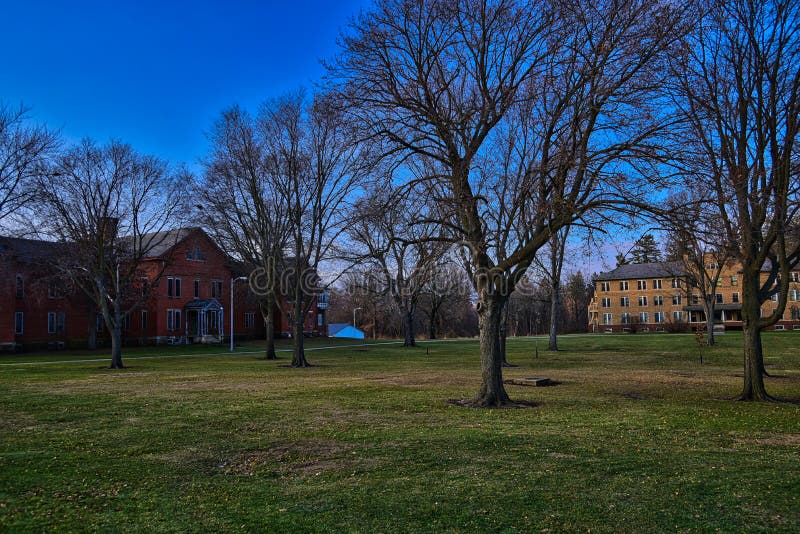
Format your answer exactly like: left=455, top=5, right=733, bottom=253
left=1, top=333, right=798, bottom=532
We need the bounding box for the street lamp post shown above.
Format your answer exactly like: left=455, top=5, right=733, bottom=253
left=353, top=307, right=363, bottom=328
left=230, top=276, right=248, bottom=352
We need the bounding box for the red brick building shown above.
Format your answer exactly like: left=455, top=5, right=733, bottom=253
left=1, top=228, right=328, bottom=351
left=0, top=237, right=92, bottom=350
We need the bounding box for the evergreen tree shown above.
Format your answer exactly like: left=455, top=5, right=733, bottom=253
left=629, top=234, right=662, bottom=263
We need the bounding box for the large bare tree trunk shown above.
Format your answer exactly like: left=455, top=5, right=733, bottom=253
left=703, top=299, right=716, bottom=346
left=109, top=325, right=123, bottom=369
left=261, top=298, right=277, bottom=360
left=473, top=294, right=511, bottom=407
left=500, top=299, right=514, bottom=366
left=739, top=271, right=771, bottom=401
left=87, top=302, right=97, bottom=350
left=402, top=308, right=416, bottom=347
left=291, top=317, right=307, bottom=367
left=291, top=297, right=309, bottom=367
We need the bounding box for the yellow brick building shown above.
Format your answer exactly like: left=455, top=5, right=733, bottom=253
left=587, top=260, right=800, bottom=333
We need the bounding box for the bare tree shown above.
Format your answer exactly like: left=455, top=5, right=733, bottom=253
left=664, top=192, right=733, bottom=346
left=328, top=268, right=400, bottom=339
left=531, top=227, right=569, bottom=351
left=332, top=0, right=689, bottom=405
left=347, top=185, right=448, bottom=346
left=36, top=140, right=184, bottom=369
left=266, top=92, right=371, bottom=367
left=668, top=0, right=800, bottom=400
left=196, top=105, right=290, bottom=360
left=418, top=257, right=472, bottom=339
left=0, top=103, right=58, bottom=222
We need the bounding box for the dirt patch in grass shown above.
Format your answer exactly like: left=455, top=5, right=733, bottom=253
left=367, top=373, right=471, bottom=388
left=548, top=452, right=577, bottom=459
left=615, top=392, right=652, bottom=401
left=734, top=433, right=800, bottom=448
left=217, top=439, right=359, bottom=477
left=0, top=412, right=36, bottom=430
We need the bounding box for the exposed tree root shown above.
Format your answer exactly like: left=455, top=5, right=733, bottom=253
left=447, top=398, right=538, bottom=409
left=735, top=392, right=777, bottom=402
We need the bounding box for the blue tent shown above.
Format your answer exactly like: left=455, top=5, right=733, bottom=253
left=328, top=323, right=365, bottom=339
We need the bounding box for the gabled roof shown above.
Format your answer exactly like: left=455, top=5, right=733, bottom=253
left=595, top=261, right=686, bottom=281
left=0, top=235, right=70, bottom=264
left=0, top=227, right=205, bottom=263
left=128, top=227, right=203, bottom=259
left=184, top=298, right=223, bottom=311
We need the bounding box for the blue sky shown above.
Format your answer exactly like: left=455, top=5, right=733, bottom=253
left=1, top=0, right=368, bottom=169
left=0, top=0, right=646, bottom=273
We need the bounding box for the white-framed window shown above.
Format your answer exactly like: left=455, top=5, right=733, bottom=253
left=672, top=295, right=682, bottom=305
left=601, top=297, right=611, bottom=308
left=48, top=280, right=63, bottom=299
left=621, top=313, right=631, bottom=324
left=49, top=313, right=67, bottom=335
left=603, top=313, right=613, bottom=325
left=790, top=290, right=800, bottom=302
left=654, top=295, right=663, bottom=306
left=716, top=293, right=724, bottom=304
left=653, top=279, right=662, bottom=289
left=638, top=296, right=648, bottom=306
left=637, top=280, right=647, bottom=290
left=692, top=294, right=700, bottom=305
left=167, top=277, right=181, bottom=297
left=167, top=309, right=182, bottom=331
left=654, top=311, right=664, bottom=323
left=600, top=282, right=610, bottom=292
left=244, top=312, right=255, bottom=328
left=791, top=272, right=799, bottom=283
left=707, top=262, right=717, bottom=270
left=673, top=311, right=683, bottom=321
left=15, top=311, right=24, bottom=334
left=620, top=296, right=630, bottom=307
left=619, top=281, right=629, bottom=291
left=671, top=278, right=682, bottom=289
left=732, top=292, right=739, bottom=303
left=186, top=246, right=207, bottom=262
left=639, top=312, right=649, bottom=323
left=731, top=275, right=738, bottom=286
left=771, top=293, right=779, bottom=302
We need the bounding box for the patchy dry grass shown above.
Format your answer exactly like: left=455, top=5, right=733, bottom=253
left=0, top=332, right=799, bottom=532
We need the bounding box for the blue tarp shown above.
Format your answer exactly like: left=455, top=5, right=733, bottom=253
left=328, top=323, right=365, bottom=339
